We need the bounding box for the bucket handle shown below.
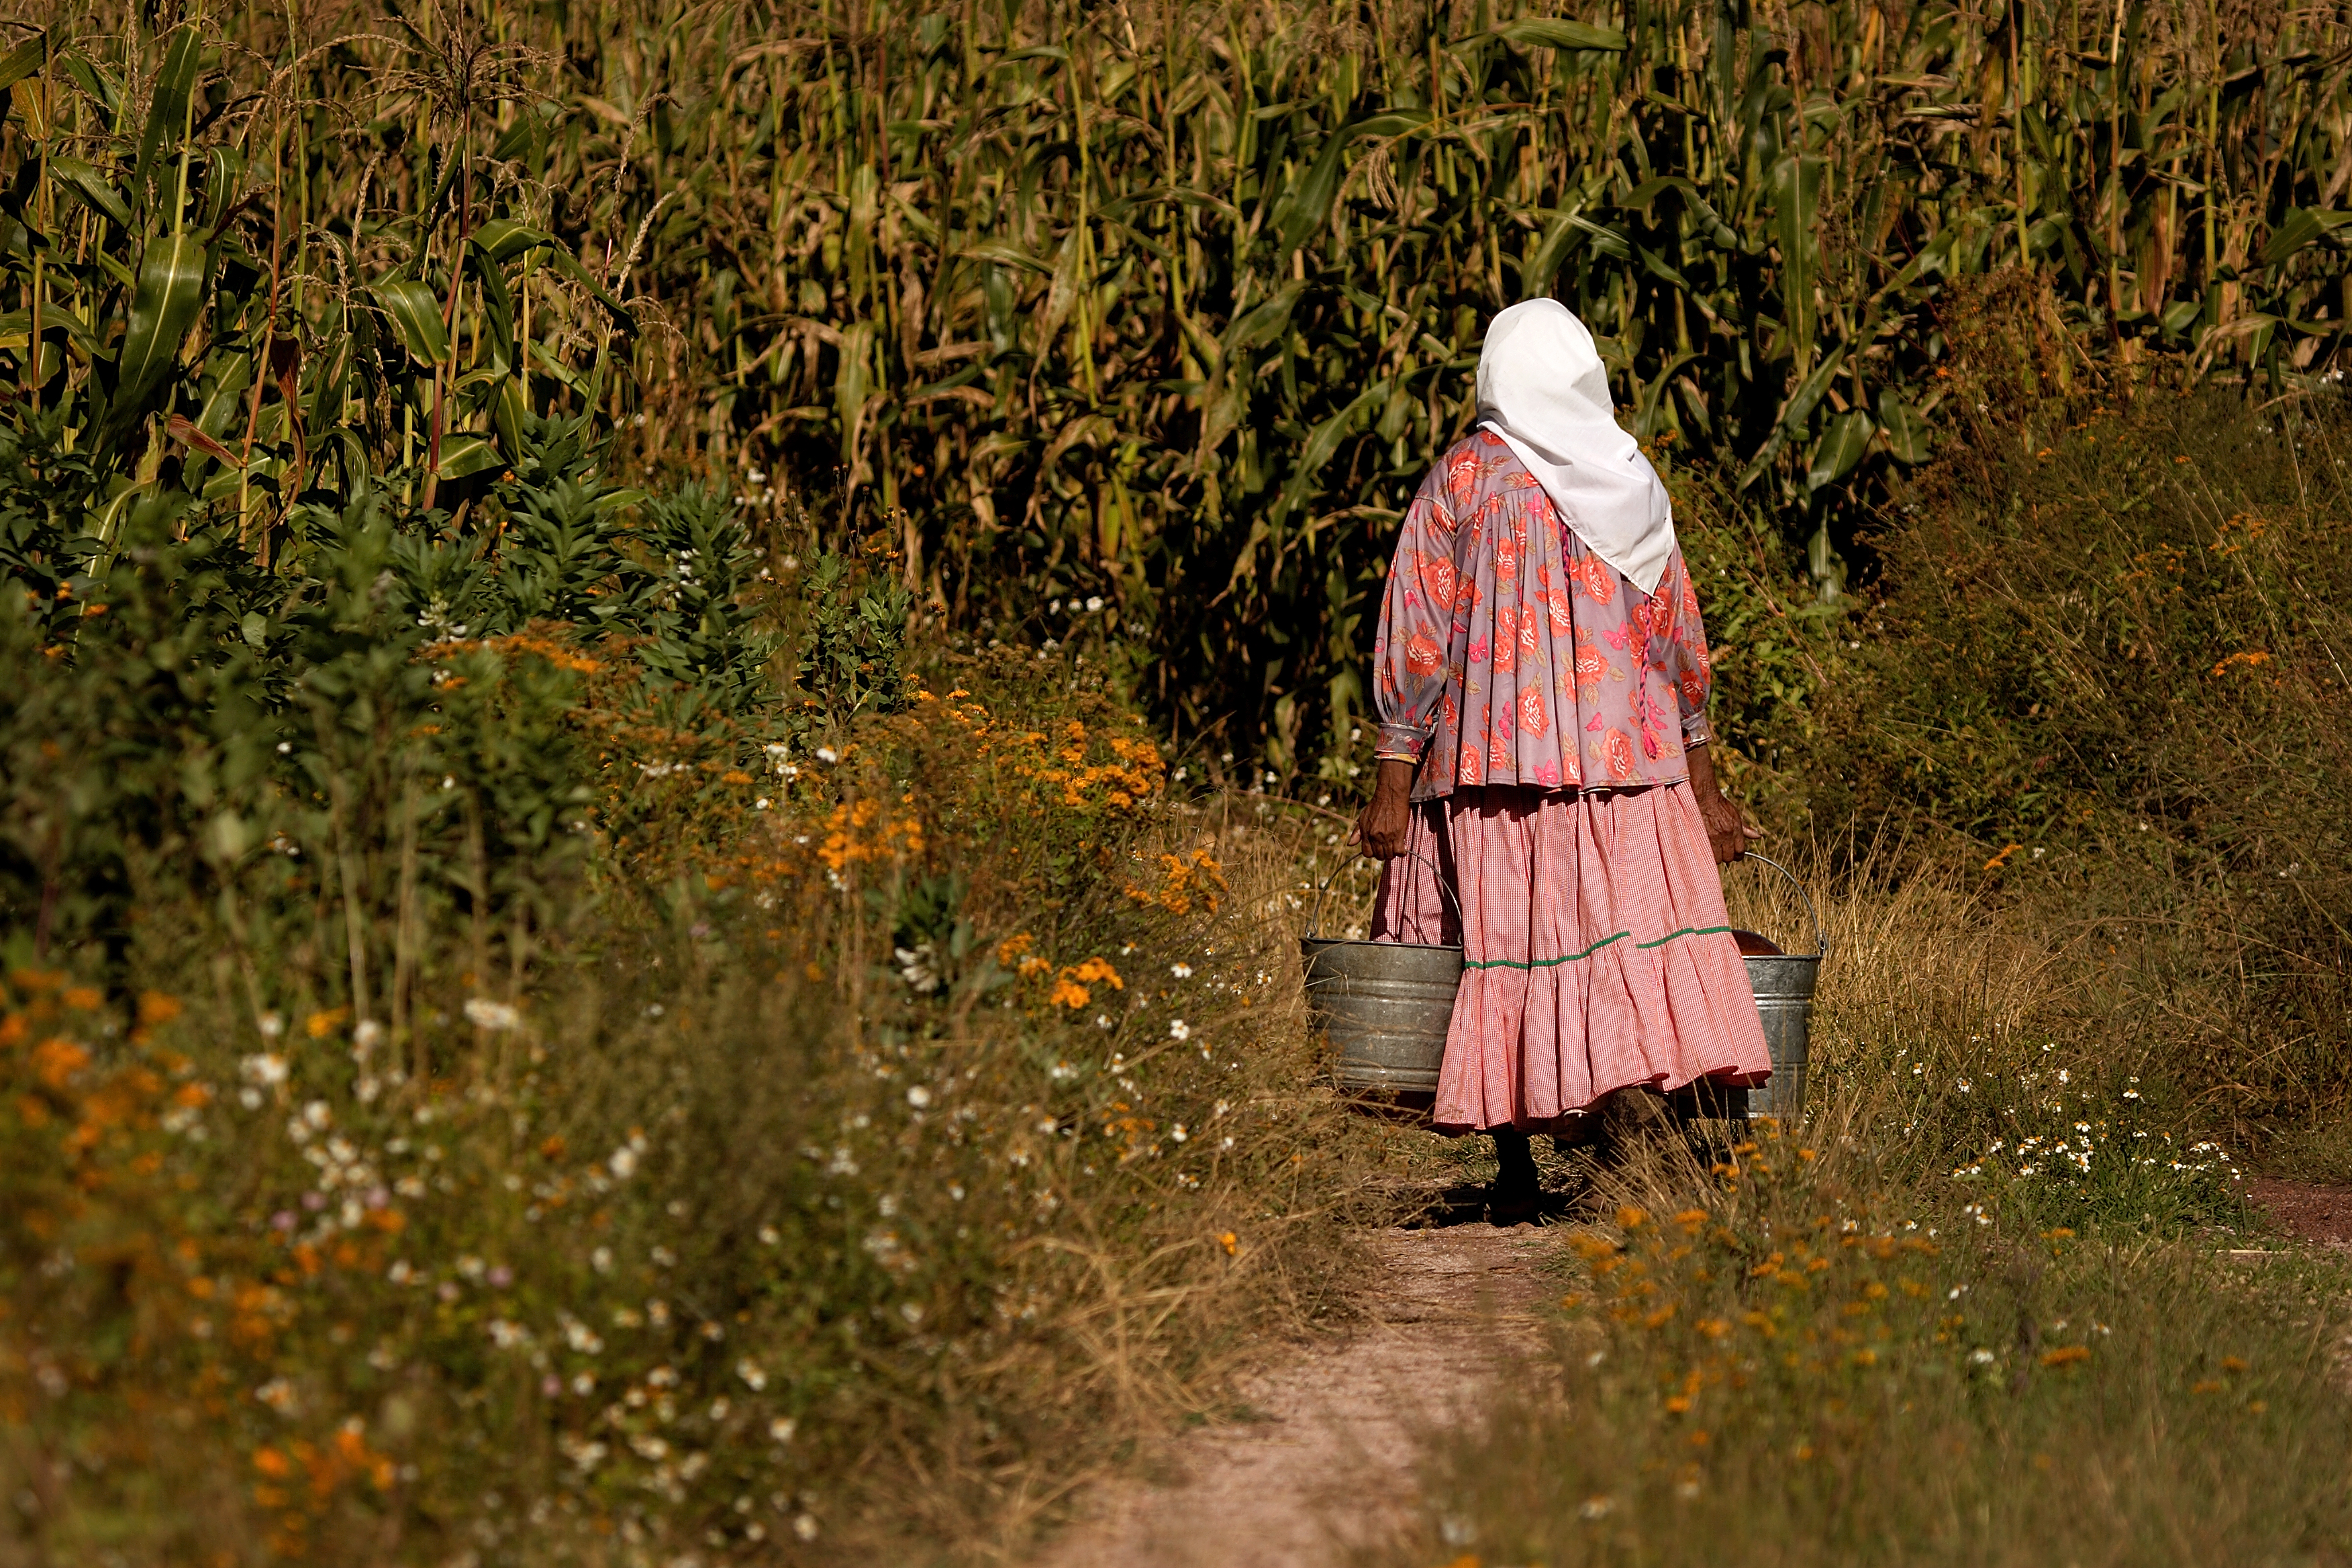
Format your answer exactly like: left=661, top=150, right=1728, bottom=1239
left=1304, top=846, right=1461, bottom=939
left=1737, top=852, right=1828, bottom=961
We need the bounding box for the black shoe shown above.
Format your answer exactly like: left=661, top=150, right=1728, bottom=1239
left=1490, top=1128, right=1542, bottom=1223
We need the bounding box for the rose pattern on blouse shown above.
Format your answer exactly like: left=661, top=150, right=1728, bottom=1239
left=1371, top=432, right=1713, bottom=801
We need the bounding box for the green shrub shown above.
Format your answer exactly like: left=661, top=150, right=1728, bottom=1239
left=1804, top=387, right=2352, bottom=1146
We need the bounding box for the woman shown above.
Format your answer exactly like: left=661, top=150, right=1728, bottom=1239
left=1351, top=299, right=1770, bottom=1218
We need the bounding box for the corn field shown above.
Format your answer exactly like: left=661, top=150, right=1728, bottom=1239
left=6, top=0, right=2352, bottom=775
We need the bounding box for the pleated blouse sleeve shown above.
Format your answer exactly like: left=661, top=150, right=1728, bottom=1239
left=1370, top=469, right=1463, bottom=765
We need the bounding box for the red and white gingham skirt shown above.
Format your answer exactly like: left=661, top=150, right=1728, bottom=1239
left=1368, top=783, right=1770, bottom=1132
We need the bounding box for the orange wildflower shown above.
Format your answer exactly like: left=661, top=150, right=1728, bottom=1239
left=32, top=1038, right=89, bottom=1089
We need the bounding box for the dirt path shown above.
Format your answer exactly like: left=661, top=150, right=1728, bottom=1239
left=1032, top=1222, right=1564, bottom=1568
left=2245, top=1177, right=2352, bottom=1247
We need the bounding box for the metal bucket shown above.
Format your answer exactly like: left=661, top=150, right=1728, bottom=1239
left=1732, top=854, right=1827, bottom=1120
left=1301, top=852, right=1460, bottom=1104
left=1300, top=932, right=1461, bottom=1097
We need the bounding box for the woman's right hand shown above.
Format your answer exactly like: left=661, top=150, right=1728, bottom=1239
left=1349, top=758, right=1418, bottom=860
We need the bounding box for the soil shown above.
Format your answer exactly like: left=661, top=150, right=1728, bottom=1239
left=2244, top=1176, right=2352, bottom=1247
left=1030, top=1218, right=1567, bottom=1568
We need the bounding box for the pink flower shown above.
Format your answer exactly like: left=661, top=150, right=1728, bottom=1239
left=1518, top=686, right=1550, bottom=738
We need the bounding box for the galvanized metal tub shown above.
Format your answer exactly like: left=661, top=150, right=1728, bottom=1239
left=1727, top=854, right=1827, bottom=1120
left=1302, top=850, right=1461, bottom=1107
left=1301, top=932, right=1462, bottom=1099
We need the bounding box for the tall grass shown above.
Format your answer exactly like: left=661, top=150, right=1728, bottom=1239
left=10, top=1, right=2352, bottom=773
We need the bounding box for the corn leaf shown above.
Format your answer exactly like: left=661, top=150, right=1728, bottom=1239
left=434, top=435, right=503, bottom=481
left=1876, top=391, right=1930, bottom=465
left=49, top=156, right=130, bottom=227
left=1806, top=409, right=1875, bottom=493
left=471, top=219, right=552, bottom=266
left=371, top=279, right=452, bottom=366
left=0, top=32, right=45, bottom=99
left=1490, top=19, right=1628, bottom=53
left=2258, top=208, right=2352, bottom=268
left=132, top=26, right=200, bottom=215
left=115, top=230, right=207, bottom=411
left=1274, top=119, right=1369, bottom=256
left=57, top=53, right=114, bottom=117
left=166, top=412, right=242, bottom=467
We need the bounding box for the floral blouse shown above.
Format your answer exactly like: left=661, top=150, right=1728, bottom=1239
left=1372, top=431, right=1714, bottom=801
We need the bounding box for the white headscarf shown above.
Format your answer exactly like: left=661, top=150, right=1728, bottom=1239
left=1475, top=299, right=1676, bottom=596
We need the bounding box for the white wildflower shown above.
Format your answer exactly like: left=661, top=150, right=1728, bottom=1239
left=895, top=944, right=940, bottom=994
left=464, top=997, right=520, bottom=1031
